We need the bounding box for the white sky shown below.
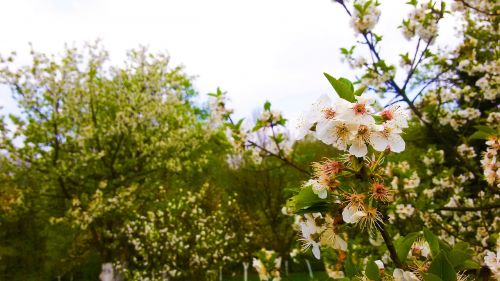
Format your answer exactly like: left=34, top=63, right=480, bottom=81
left=0, top=0, right=460, bottom=125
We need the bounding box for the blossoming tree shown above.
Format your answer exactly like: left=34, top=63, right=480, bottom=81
left=215, top=0, right=499, bottom=280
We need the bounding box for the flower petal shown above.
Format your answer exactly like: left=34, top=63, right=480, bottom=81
left=349, top=142, right=368, bottom=157
left=312, top=243, right=321, bottom=259
left=371, top=133, right=388, bottom=151
left=389, top=134, right=405, bottom=152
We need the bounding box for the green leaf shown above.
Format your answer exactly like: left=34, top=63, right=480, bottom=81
left=462, top=260, right=481, bottom=269
left=323, top=73, right=355, bottom=102
left=344, top=254, right=358, bottom=278
left=252, top=120, right=264, bottom=132
left=440, top=1, right=446, bottom=14
left=452, top=241, right=470, bottom=252
left=235, top=118, right=244, bottom=129
left=263, top=101, right=271, bottom=111
left=469, top=131, right=490, bottom=140
left=423, top=228, right=440, bottom=257
left=395, top=232, right=419, bottom=263
left=422, top=273, right=443, bottom=281
left=365, top=260, right=381, bottom=281
left=448, top=249, right=467, bottom=268
left=448, top=242, right=473, bottom=269
left=286, top=185, right=329, bottom=213
left=373, top=115, right=383, bottom=125
left=474, top=125, right=496, bottom=134
left=354, top=85, right=367, bottom=96
left=339, top=77, right=354, bottom=93
left=438, top=240, right=452, bottom=253
left=428, top=251, right=456, bottom=281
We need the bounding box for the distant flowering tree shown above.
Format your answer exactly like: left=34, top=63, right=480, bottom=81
left=0, top=43, right=232, bottom=280
left=119, top=185, right=252, bottom=281
left=252, top=248, right=282, bottom=281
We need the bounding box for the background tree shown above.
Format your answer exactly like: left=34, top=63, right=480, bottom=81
left=0, top=42, right=230, bottom=280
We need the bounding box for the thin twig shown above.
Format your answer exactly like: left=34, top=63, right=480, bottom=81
left=247, top=140, right=310, bottom=176
left=458, top=0, right=499, bottom=17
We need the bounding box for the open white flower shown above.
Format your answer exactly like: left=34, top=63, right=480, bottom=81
left=320, top=228, right=348, bottom=251
left=484, top=250, right=500, bottom=280
left=304, top=179, right=328, bottom=199
left=342, top=205, right=367, bottom=224
left=299, top=213, right=323, bottom=259
left=349, top=124, right=375, bottom=157
left=381, top=105, right=409, bottom=128
left=411, top=238, right=431, bottom=258
left=316, top=120, right=355, bottom=150
left=393, top=268, right=419, bottom=281
left=339, top=95, right=376, bottom=126
left=371, top=124, right=405, bottom=153
left=296, top=95, right=348, bottom=140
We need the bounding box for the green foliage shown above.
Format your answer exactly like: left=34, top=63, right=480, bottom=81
left=423, top=228, right=440, bottom=257
left=286, top=185, right=329, bottom=214
left=0, top=43, right=231, bottom=280
left=394, top=232, right=419, bottom=263
left=323, top=73, right=355, bottom=102
left=122, top=185, right=251, bottom=280
left=365, top=259, right=381, bottom=281
left=427, top=251, right=456, bottom=281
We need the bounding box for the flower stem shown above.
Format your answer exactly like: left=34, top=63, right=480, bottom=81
left=376, top=223, right=403, bottom=269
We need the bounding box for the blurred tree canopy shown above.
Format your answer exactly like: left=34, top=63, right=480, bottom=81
left=0, top=43, right=234, bottom=280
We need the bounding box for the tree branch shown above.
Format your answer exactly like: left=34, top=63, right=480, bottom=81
left=458, top=0, right=499, bottom=17
left=247, top=140, right=310, bottom=176
left=376, top=223, right=403, bottom=269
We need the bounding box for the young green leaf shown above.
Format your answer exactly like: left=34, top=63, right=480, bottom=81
left=354, top=85, right=367, bottom=96
left=286, top=185, right=329, bottom=213
left=428, top=251, right=456, bottom=281
left=462, top=260, right=481, bottom=270
left=469, top=131, right=491, bottom=140
left=423, top=228, right=440, bottom=257
left=264, top=101, right=271, bottom=111
left=395, top=232, right=419, bottom=263
left=344, top=254, right=359, bottom=278
left=365, top=260, right=381, bottom=281
left=422, top=273, right=443, bottom=281
left=323, top=73, right=356, bottom=102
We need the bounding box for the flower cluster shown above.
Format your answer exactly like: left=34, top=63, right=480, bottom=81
left=259, top=109, right=284, bottom=128
left=481, top=136, right=500, bottom=187
left=484, top=238, right=500, bottom=280
left=252, top=249, right=282, bottom=281
left=119, top=185, right=251, bottom=280
left=297, top=94, right=408, bottom=157
left=401, top=1, right=442, bottom=43
left=350, top=0, right=381, bottom=34
left=296, top=213, right=347, bottom=259
left=208, top=88, right=234, bottom=125
left=287, top=78, right=411, bottom=260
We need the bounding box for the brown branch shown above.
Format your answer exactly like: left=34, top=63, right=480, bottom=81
left=458, top=0, right=499, bottom=17
left=376, top=223, right=403, bottom=269
left=247, top=140, right=310, bottom=176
